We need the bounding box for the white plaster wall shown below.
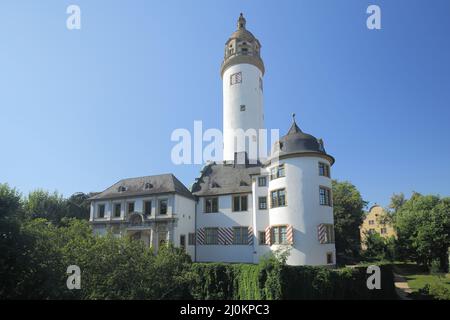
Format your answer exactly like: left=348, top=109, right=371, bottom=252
left=173, top=194, right=196, bottom=259
left=223, top=63, right=264, bottom=161
left=196, top=193, right=254, bottom=263
left=267, top=157, right=335, bottom=266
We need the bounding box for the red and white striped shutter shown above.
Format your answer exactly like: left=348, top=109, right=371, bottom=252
left=218, top=228, right=226, bottom=245
left=286, top=225, right=294, bottom=245
left=265, top=226, right=271, bottom=245
left=224, top=227, right=233, bottom=245
left=197, top=228, right=205, bottom=245
left=317, top=224, right=327, bottom=244
left=248, top=226, right=253, bottom=245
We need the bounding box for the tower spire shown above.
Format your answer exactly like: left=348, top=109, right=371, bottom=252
left=237, top=13, right=246, bottom=29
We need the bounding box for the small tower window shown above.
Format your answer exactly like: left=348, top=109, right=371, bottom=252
left=118, top=186, right=126, bottom=193
left=230, top=72, right=242, bottom=85
left=240, top=105, right=246, bottom=111
left=144, top=182, right=153, bottom=190
left=259, top=77, right=263, bottom=91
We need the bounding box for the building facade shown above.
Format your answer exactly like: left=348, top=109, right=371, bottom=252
left=360, top=205, right=396, bottom=249
left=89, top=14, right=337, bottom=266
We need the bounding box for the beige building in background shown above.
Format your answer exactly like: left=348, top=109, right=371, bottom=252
left=360, top=205, right=396, bottom=249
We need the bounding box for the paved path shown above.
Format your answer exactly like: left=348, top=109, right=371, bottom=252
left=393, top=272, right=413, bottom=300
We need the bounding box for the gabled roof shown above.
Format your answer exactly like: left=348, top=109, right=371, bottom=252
left=88, top=174, right=194, bottom=201
left=191, top=162, right=262, bottom=196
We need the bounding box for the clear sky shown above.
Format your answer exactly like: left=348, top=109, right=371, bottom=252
left=1, top=0, right=449, bottom=207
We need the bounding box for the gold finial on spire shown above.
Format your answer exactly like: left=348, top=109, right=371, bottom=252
left=237, top=13, right=246, bottom=29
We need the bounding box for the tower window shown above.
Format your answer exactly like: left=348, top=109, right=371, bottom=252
left=271, top=189, right=287, bottom=208
left=319, top=187, right=332, bottom=206
left=319, top=162, right=330, bottom=178
left=240, top=105, right=246, bottom=111
left=259, top=77, right=263, bottom=91
left=230, top=72, right=242, bottom=85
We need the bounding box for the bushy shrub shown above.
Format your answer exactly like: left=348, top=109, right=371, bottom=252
left=418, top=283, right=450, bottom=300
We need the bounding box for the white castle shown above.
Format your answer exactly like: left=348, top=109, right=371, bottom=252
left=89, top=14, right=336, bottom=266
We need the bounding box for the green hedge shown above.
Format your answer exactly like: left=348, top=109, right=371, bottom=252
left=189, top=263, right=397, bottom=300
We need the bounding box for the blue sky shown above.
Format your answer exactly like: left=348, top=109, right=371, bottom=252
left=1, top=0, right=449, bottom=207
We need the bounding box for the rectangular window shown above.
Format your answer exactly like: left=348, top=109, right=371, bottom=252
left=369, top=220, right=374, bottom=225
left=271, top=189, right=287, bottom=208
left=323, top=224, right=335, bottom=243
left=144, top=200, right=152, bottom=216
left=319, top=162, right=330, bottom=178
left=159, top=199, right=168, bottom=215
left=270, top=164, right=285, bottom=180
left=113, top=203, right=121, bottom=218
left=271, top=226, right=288, bottom=245
left=258, top=231, right=266, bottom=245
left=381, top=227, right=387, bottom=234
left=326, top=252, right=334, bottom=264
left=230, top=72, right=242, bottom=85
left=319, top=187, right=332, bottom=206
left=188, top=233, right=195, bottom=246
left=232, top=195, right=248, bottom=212
left=259, top=77, right=263, bottom=91
left=205, top=228, right=219, bottom=245
left=233, top=227, right=248, bottom=245
left=98, top=204, right=105, bottom=218
left=204, top=197, right=218, bottom=213
left=127, top=202, right=135, bottom=214
left=258, top=176, right=267, bottom=187
left=180, top=235, right=186, bottom=250
left=258, top=196, right=267, bottom=210
left=240, top=105, right=246, bottom=111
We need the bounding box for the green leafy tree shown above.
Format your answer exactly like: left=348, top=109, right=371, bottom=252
left=395, top=194, right=450, bottom=271
left=24, top=190, right=68, bottom=225
left=332, top=180, right=368, bottom=261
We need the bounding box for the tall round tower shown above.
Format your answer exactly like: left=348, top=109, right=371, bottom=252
left=221, top=14, right=265, bottom=162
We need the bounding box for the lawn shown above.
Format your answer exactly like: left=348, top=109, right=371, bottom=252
left=393, top=263, right=450, bottom=295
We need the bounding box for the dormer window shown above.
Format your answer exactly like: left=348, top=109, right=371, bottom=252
left=240, top=181, right=248, bottom=186
left=212, top=182, right=220, bottom=188
left=144, top=182, right=153, bottom=190
left=118, top=186, right=126, bottom=193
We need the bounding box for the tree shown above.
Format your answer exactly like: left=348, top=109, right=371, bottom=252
left=395, top=194, right=450, bottom=272
left=332, top=180, right=368, bottom=261
left=24, top=190, right=68, bottom=225
left=66, top=192, right=90, bottom=220
left=389, top=193, right=406, bottom=213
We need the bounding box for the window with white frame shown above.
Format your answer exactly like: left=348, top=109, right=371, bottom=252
left=258, top=176, right=267, bottom=187
left=319, top=162, right=330, bottom=178
left=98, top=204, right=105, bottom=218
left=258, top=196, right=267, bottom=210
left=113, top=203, right=121, bottom=218
left=159, top=199, right=168, bottom=215
left=271, top=225, right=288, bottom=245
left=188, top=233, right=195, bottom=245
left=270, top=164, right=285, bottom=180
left=230, top=72, right=242, bottom=85
left=204, top=197, right=218, bottom=213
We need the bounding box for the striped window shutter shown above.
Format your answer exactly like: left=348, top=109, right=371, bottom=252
left=286, top=225, right=294, bottom=245
left=248, top=226, right=253, bottom=245
left=197, top=228, right=205, bottom=245
left=317, top=224, right=327, bottom=244
left=218, top=228, right=234, bottom=245
left=265, top=226, right=272, bottom=245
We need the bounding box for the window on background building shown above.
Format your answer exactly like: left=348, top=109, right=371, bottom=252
left=258, top=231, right=266, bottom=245
left=319, top=187, right=332, bottom=206
left=144, top=200, right=152, bottom=215
left=230, top=72, right=242, bottom=85
left=188, top=233, right=195, bottom=246
left=111, top=225, right=120, bottom=235
left=205, top=228, right=219, bottom=245
left=381, top=228, right=387, bottom=234
left=113, top=203, right=121, bottom=218
left=259, top=196, right=267, bottom=210
left=233, top=195, right=248, bottom=212
left=205, top=197, right=218, bottom=213
left=369, top=220, right=374, bottom=225
left=326, top=252, right=334, bottom=264
left=270, top=164, right=285, bottom=180
left=159, top=199, right=168, bottom=215
left=98, top=204, right=105, bottom=218
left=180, top=235, right=186, bottom=250
left=240, top=105, right=246, bottom=111
left=233, top=227, right=248, bottom=245
left=258, top=176, right=267, bottom=187
left=319, top=162, right=330, bottom=178
left=159, top=231, right=168, bottom=247
left=271, top=226, right=288, bottom=245
left=271, top=189, right=286, bottom=208
left=127, top=202, right=135, bottom=214
left=369, top=228, right=375, bottom=234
